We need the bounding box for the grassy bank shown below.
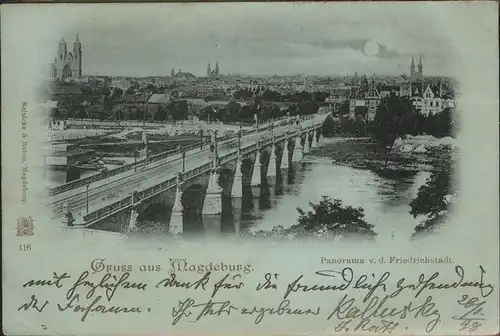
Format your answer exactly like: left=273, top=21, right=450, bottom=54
left=310, top=137, right=451, bottom=172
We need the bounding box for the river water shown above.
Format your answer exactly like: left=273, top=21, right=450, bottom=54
left=49, top=149, right=431, bottom=242
left=167, top=155, right=430, bottom=243
left=220, top=159, right=428, bottom=241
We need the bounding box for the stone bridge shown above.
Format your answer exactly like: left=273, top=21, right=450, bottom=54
left=58, top=114, right=326, bottom=235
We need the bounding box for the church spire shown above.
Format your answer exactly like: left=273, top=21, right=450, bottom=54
left=418, top=55, right=423, bottom=77
left=75, top=33, right=80, bottom=43
left=410, top=56, right=415, bottom=77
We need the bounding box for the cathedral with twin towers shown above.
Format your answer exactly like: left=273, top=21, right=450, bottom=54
left=206, top=62, right=220, bottom=78
left=49, top=34, right=82, bottom=80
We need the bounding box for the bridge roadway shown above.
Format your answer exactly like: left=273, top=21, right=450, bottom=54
left=49, top=116, right=323, bottom=220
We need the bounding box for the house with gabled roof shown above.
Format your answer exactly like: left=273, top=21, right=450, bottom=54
left=411, top=83, right=447, bottom=115
left=365, top=81, right=381, bottom=121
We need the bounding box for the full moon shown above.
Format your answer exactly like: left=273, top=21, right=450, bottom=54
left=364, top=40, right=380, bottom=56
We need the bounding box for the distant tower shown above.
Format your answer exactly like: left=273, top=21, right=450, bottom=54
left=52, top=35, right=83, bottom=80
left=55, top=38, right=69, bottom=80
left=410, top=57, right=415, bottom=78
left=207, top=63, right=211, bottom=77
left=72, top=34, right=82, bottom=78
left=178, top=68, right=181, bottom=74
left=171, top=68, right=175, bottom=76
left=215, top=62, right=219, bottom=77
left=58, top=37, right=67, bottom=61
left=418, top=56, right=423, bottom=78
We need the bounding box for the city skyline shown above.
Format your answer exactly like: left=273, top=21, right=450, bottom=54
left=42, top=3, right=456, bottom=78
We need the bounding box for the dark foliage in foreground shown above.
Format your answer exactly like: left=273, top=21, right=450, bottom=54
left=241, top=196, right=377, bottom=240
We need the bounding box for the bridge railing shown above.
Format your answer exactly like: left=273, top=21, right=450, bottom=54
left=135, top=176, right=178, bottom=204
left=76, top=122, right=325, bottom=224
left=241, top=143, right=258, bottom=155
left=83, top=196, right=133, bottom=223
left=49, top=114, right=315, bottom=196
left=48, top=129, right=244, bottom=196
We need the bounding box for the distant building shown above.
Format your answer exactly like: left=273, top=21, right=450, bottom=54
left=49, top=35, right=82, bottom=81
left=207, top=62, right=220, bottom=78
left=365, top=79, right=381, bottom=121
left=411, top=82, right=448, bottom=115
left=147, top=93, right=173, bottom=105
left=345, top=75, right=380, bottom=121
left=171, top=70, right=196, bottom=83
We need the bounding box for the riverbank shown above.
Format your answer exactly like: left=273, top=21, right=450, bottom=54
left=310, top=136, right=455, bottom=173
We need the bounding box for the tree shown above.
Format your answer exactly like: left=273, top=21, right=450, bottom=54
left=339, top=99, right=350, bottom=116
left=288, top=197, right=377, bottom=239
left=410, top=149, right=456, bottom=238
left=321, top=114, right=340, bottom=137
left=298, top=101, right=319, bottom=116
left=262, top=89, right=281, bottom=102
left=168, top=100, right=188, bottom=121
left=433, top=107, right=453, bottom=138
left=259, top=105, right=272, bottom=122
left=373, top=95, right=417, bottom=168
left=222, top=101, right=241, bottom=122
left=241, top=197, right=377, bottom=240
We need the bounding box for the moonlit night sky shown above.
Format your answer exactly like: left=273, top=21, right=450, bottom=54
left=43, top=3, right=457, bottom=77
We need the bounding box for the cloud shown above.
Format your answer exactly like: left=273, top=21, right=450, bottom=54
left=29, top=3, right=457, bottom=76
left=307, top=39, right=406, bottom=58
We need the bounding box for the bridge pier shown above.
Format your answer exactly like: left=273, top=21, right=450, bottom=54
left=203, top=168, right=223, bottom=215
left=268, top=144, right=277, bottom=177
left=231, top=158, right=243, bottom=198
left=282, top=140, right=290, bottom=169
left=251, top=151, right=262, bottom=187
left=293, top=136, right=304, bottom=162
left=170, top=184, right=183, bottom=235
left=126, top=208, right=139, bottom=234
left=303, top=134, right=310, bottom=154
left=309, top=131, right=315, bottom=149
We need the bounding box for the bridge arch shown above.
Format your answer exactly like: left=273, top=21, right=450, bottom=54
left=136, top=200, right=171, bottom=236
left=260, top=149, right=271, bottom=175
left=132, top=191, right=173, bottom=236
left=241, top=157, right=253, bottom=185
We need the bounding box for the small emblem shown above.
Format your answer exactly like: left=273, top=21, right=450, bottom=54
left=17, top=216, right=34, bottom=236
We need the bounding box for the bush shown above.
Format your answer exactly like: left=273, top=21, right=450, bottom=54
left=242, top=197, right=377, bottom=240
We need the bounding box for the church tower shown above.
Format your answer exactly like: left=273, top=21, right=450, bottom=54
left=410, top=56, right=415, bottom=78
left=72, top=34, right=82, bottom=78
left=58, top=37, right=67, bottom=61
left=55, top=38, right=68, bottom=79
left=207, top=62, right=211, bottom=77
left=215, top=62, right=219, bottom=77
left=171, top=68, right=175, bottom=76
left=418, top=56, right=423, bottom=78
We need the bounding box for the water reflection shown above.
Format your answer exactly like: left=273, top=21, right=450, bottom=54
left=287, top=165, right=296, bottom=185
left=220, top=197, right=237, bottom=234
left=259, top=177, right=272, bottom=210
left=274, top=171, right=284, bottom=196
left=183, top=212, right=203, bottom=235
left=240, top=186, right=255, bottom=221
left=134, top=160, right=430, bottom=241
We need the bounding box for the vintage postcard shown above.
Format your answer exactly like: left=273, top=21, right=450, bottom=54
left=1, top=2, right=499, bottom=335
